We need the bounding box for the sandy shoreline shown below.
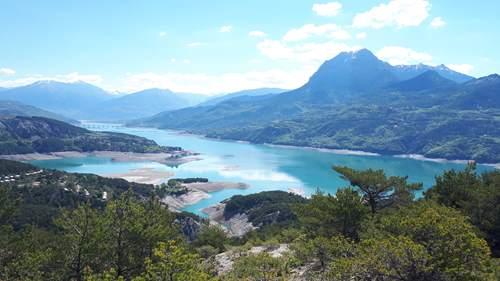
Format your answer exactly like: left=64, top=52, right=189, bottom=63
left=394, top=154, right=471, bottom=164
left=264, top=143, right=381, bottom=156
left=183, top=181, right=248, bottom=192
left=0, top=150, right=201, bottom=166
left=106, top=168, right=174, bottom=185
left=162, top=129, right=500, bottom=167
left=0, top=149, right=250, bottom=212
left=162, top=181, right=249, bottom=211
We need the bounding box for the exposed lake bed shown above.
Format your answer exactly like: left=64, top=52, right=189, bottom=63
left=29, top=123, right=496, bottom=216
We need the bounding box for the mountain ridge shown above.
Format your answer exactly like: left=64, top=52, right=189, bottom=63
left=0, top=80, right=112, bottom=117
left=133, top=49, right=499, bottom=163
left=388, top=70, right=458, bottom=92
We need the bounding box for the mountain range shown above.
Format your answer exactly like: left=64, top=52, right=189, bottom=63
left=132, top=49, right=500, bottom=163
left=0, top=81, right=209, bottom=120
left=0, top=82, right=291, bottom=121
left=0, top=80, right=113, bottom=117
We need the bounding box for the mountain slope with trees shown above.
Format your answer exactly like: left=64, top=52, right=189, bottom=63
left=0, top=116, right=181, bottom=155
left=134, top=49, right=500, bottom=163
left=0, top=158, right=498, bottom=280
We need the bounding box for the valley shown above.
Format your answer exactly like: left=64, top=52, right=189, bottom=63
left=30, top=123, right=495, bottom=215
left=2, top=1, right=500, bottom=279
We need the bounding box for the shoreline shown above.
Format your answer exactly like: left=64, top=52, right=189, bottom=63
left=0, top=150, right=201, bottom=166
left=394, top=154, right=471, bottom=164
left=158, top=129, right=500, bottom=168
left=262, top=143, right=381, bottom=157
left=162, top=181, right=249, bottom=212
left=202, top=203, right=256, bottom=237
left=105, top=168, right=174, bottom=185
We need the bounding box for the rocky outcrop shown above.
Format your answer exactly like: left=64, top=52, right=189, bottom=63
left=175, top=215, right=203, bottom=241
left=214, top=244, right=291, bottom=274
left=203, top=203, right=256, bottom=237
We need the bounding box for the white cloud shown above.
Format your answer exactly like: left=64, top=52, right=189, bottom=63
left=0, top=68, right=16, bottom=75
left=158, top=31, right=167, bottom=37
left=376, top=46, right=433, bottom=65
left=257, top=40, right=294, bottom=60
left=283, top=24, right=350, bottom=41
left=312, top=2, right=342, bottom=17
left=430, top=17, right=446, bottom=28
left=353, top=0, right=430, bottom=29
left=117, top=69, right=312, bottom=95
left=255, top=22, right=359, bottom=73
left=0, top=72, right=103, bottom=88
left=249, top=30, right=267, bottom=37
left=355, top=32, right=367, bottom=39
left=187, top=42, right=202, bottom=47
left=447, top=64, right=474, bottom=74
left=258, top=39, right=359, bottom=64
left=219, top=25, right=233, bottom=33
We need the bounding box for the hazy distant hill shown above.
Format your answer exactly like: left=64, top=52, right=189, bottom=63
left=0, top=100, right=78, bottom=124
left=392, top=64, right=474, bottom=83
left=90, top=88, right=208, bottom=120
left=134, top=49, right=500, bottom=163
left=0, top=82, right=208, bottom=121
left=388, top=70, right=458, bottom=92
left=201, top=88, right=287, bottom=106
left=0, top=80, right=112, bottom=117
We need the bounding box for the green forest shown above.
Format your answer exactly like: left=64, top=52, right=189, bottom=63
left=0, top=116, right=181, bottom=155
left=0, top=159, right=499, bottom=280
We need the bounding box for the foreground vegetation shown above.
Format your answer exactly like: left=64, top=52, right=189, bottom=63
left=0, top=159, right=498, bottom=280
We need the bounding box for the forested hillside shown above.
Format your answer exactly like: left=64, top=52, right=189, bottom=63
left=1, top=158, right=498, bottom=280
left=0, top=116, right=182, bottom=155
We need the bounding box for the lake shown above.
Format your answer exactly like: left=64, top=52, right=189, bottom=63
left=31, top=123, right=494, bottom=216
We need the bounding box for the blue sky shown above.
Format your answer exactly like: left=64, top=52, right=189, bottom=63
left=0, top=0, right=499, bottom=94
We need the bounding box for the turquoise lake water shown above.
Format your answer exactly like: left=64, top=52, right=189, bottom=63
left=31, top=123, right=494, bottom=216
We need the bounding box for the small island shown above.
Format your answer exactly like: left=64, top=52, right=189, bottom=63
left=159, top=178, right=248, bottom=211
